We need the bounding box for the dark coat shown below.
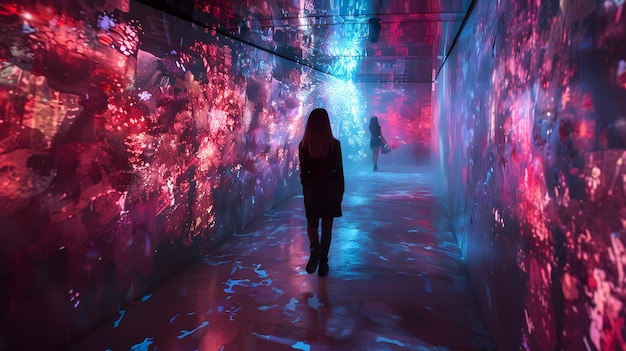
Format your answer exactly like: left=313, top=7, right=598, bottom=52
left=369, top=124, right=383, bottom=147
left=299, top=139, right=344, bottom=218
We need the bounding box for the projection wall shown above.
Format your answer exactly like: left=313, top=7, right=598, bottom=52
left=0, top=1, right=322, bottom=349
left=435, top=0, right=626, bottom=350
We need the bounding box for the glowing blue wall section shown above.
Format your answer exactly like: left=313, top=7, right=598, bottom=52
left=434, top=0, right=626, bottom=350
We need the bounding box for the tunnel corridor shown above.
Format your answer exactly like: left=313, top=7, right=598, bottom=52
left=66, top=164, right=495, bottom=351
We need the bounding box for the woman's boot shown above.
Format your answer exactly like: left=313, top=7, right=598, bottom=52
left=318, top=256, right=329, bottom=276
left=306, top=246, right=320, bottom=274
left=306, top=226, right=320, bottom=274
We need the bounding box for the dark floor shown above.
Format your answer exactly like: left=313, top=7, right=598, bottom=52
left=67, top=164, right=495, bottom=351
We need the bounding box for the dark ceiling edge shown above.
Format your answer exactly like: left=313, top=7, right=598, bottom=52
left=433, top=0, right=477, bottom=82
left=132, top=0, right=337, bottom=78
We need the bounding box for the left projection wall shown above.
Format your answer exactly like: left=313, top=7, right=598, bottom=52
left=0, top=2, right=311, bottom=350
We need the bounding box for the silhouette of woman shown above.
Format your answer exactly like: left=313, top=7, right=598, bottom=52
left=299, top=108, right=345, bottom=276
left=369, top=116, right=385, bottom=171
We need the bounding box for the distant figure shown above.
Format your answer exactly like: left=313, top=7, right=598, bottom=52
left=299, top=108, right=345, bottom=276
left=369, top=116, right=386, bottom=171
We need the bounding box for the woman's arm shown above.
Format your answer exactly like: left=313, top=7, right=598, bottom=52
left=299, top=143, right=309, bottom=186
left=334, top=140, right=345, bottom=196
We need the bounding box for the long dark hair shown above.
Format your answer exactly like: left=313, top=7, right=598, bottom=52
left=369, top=116, right=379, bottom=128
left=369, top=116, right=381, bottom=134
left=301, top=108, right=335, bottom=158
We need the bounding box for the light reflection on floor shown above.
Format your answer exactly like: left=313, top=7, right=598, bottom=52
left=67, top=164, right=495, bottom=351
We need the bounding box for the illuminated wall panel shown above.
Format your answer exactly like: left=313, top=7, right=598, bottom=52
left=435, top=0, right=626, bottom=350
left=0, top=1, right=309, bottom=349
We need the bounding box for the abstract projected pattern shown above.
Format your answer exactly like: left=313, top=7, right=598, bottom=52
left=435, top=0, right=626, bottom=350
left=0, top=1, right=311, bottom=349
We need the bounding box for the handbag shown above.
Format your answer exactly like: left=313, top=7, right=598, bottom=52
left=381, top=143, right=391, bottom=154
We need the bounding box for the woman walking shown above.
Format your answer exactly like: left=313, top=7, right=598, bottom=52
left=299, top=108, right=345, bottom=276
left=369, top=116, right=385, bottom=171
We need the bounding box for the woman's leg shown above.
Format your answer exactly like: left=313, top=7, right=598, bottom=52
left=307, top=217, right=320, bottom=248
left=371, top=146, right=380, bottom=170
left=306, top=217, right=320, bottom=274
left=318, top=217, right=334, bottom=276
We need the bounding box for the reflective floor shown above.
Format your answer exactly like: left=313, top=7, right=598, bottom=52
left=67, top=164, right=495, bottom=351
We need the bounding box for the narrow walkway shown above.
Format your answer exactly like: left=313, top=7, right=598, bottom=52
left=68, top=165, right=495, bottom=351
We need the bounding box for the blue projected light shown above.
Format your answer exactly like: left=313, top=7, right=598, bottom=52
left=177, top=320, right=209, bottom=339
left=130, top=338, right=154, bottom=351
left=325, top=22, right=367, bottom=80
left=326, top=78, right=368, bottom=162
left=113, top=310, right=125, bottom=328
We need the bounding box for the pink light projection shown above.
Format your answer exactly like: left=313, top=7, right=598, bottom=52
left=435, top=0, right=626, bottom=350
left=0, top=1, right=323, bottom=349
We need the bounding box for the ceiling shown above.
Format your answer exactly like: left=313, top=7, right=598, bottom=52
left=135, top=0, right=474, bottom=83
